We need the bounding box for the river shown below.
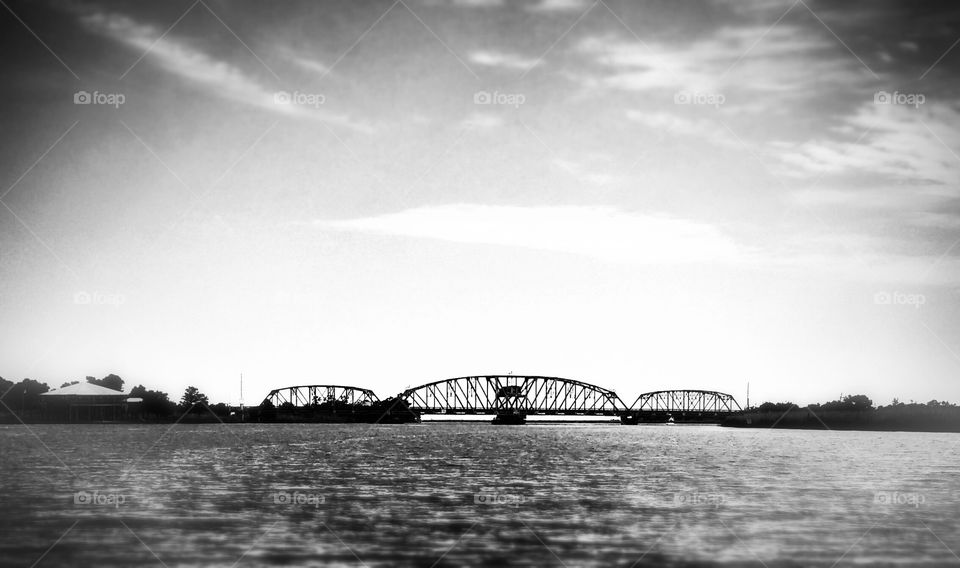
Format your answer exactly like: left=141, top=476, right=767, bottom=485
left=0, top=423, right=957, bottom=566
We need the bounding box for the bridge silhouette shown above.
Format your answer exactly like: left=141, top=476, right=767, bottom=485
left=401, top=375, right=624, bottom=423
left=619, top=390, right=742, bottom=424
left=261, top=376, right=741, bottom=424
left=263, top=385, right=380, bottom=407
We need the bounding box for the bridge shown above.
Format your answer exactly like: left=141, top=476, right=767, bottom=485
left=399, top=375, right=627, bottom=423
left=258, top=380, right=741, bottom=424
left=263, top=385, right=380, bottom=408
left=259, top=385, right=420, bottom=423
left=621, top=390, right=742, bottom=424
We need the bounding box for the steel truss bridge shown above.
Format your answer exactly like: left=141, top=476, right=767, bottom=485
left=400, top=375, right=627, bottom=416
left=259, top=379, right=741, bottom=424
left=620, top=390, right=742, bottom=423
left=629, top=390, right=741, bottom=413
left=263, top=385, right=379, bottom=407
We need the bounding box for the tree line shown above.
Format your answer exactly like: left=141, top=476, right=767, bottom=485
left=749, top=394, right=957, bottom=414
left=729, top=393, right=960, bottom=432
left=0, top=374, right=233, bottom=420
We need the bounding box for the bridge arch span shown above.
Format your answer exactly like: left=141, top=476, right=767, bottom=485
left=400, top=375, right=628, bottom=415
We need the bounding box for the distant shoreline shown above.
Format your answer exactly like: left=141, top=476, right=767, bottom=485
left=5, top=403, right=960, bottom=432
left=3, top=414, right=958, bottom=432
left=722, top=406, right=960, bottom=433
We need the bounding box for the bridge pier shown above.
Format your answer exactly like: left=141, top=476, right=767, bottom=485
left=492, top=411, right=526, bottom=425
left=620, top=411, right=735, bottom=424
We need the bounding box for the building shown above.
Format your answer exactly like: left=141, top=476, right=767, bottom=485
left=40, top=382, right=134, bottom=422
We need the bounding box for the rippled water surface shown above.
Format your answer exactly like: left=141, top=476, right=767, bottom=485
left=1, top=423, right=958, bottom=567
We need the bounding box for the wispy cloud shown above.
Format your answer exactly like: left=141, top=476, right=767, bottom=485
left=81, top=11, right=368, bottom=131
left=578, top=25, right=863, bottom=102
left=316, top=203, right=960, bottom=284
left=289, top=55, right=331, bottom=76
left=775, top=101, right=960, bottom=185
left=461, top=112, right=505, bottom=130
left=318, top=204, right=748, bottom=264
left=788, top=185, right=955, bottom=212
left=551, top=157, right=619, bottom=186
left=453, top=0, right=504, bottom=6
left=469, top=50, right=541, bottom=70
left=626, top=110, right=740, bottom=149
left=421, top=0, right=505, bottom=7
left=526, top=0, right=592, bottom=13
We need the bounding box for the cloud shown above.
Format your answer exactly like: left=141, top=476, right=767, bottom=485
left=526, top=0, right=593, bottom=13
left=578, top=25, right=862, bottom=102
left=290, top=55, right=331, bottom=76
left=80, top=11, right=368, bottom=131
left=453, top=0, right=504, bottom=6
left=421, top=0, right=504, bottom=6
left=318, top=204, right=748, bottom=264
left=469, top=50, right=541, bottom=71
left=461, top=113, right=504, bottom=129
left=626, top=110, right=741, bottom=149
left=775, top=101, right=960, bottom=185
left=788, top=185, right=955, bottom=212
left=551, top=157, right=618, bottom=186
left=898, top=41, right=919, bottom=52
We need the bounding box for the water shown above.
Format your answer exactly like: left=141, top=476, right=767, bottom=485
left=1, top=423, right=957, bottom=567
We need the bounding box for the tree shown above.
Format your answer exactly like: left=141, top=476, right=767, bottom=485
left=87, top=374, right=124, bottom=392
left=130, top=385, right=176, bottom=418
left=179, top=386, right=209, bottom=413
left=821, top=394, right=873, bottom=411
left=210, top=402, right=231, bottom=417
left=0, top=378, right=50, bottom=414
left=843, top=394, right=873, bottom=411
left=757, top=402, right=797, bottom=413
left=61, top=381, right=80, bottom=388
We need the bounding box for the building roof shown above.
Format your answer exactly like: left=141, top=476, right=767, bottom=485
left=41, top=382, right=128, bottom=397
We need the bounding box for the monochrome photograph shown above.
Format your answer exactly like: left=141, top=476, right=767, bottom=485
left=1, top=0, right=959, bottom=566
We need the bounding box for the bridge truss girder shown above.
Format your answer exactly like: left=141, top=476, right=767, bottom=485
left=629, top=390, right=741, bottom=413
left=263, top=385, right=380, bottom=407
left=400, top=375, right=627, bottom=415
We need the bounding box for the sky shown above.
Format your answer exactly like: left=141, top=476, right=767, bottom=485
left=1, top=0, right=959, bottom=408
